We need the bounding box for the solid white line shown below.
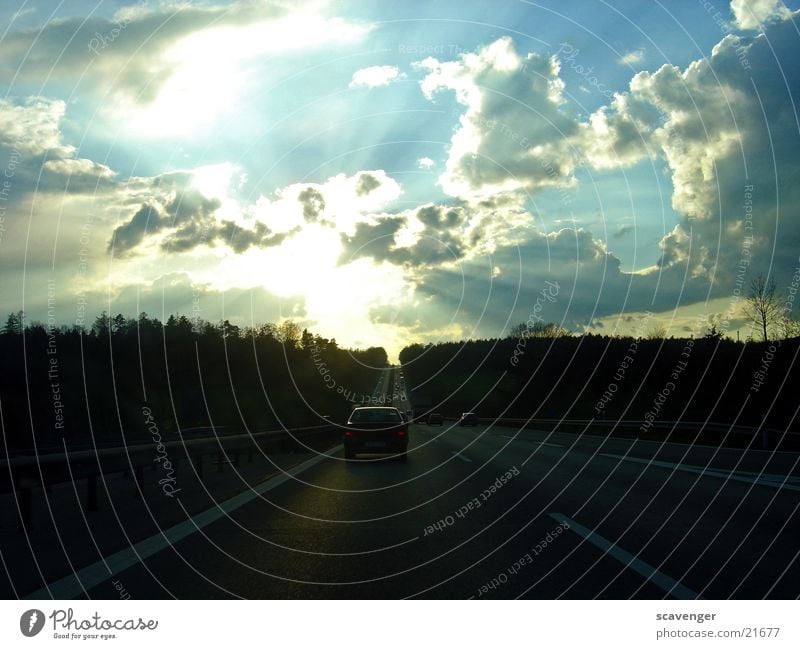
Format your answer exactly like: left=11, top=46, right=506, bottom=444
left=24, top=446, right=341, bottom=600
left=451, top=451, right=472, bottom=463
left=549, top=513, right=700, bottom=600
left=600, top=453, right=800, bottom=492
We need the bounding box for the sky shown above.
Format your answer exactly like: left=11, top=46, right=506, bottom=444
left=1, top=0, right=799, bottom=358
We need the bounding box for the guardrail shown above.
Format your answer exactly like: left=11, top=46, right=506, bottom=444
left=428, top=416, right=799, bottom=450
left=1, top=423, right=340, bottom=531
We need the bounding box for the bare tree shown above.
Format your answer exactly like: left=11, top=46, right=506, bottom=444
left=645, top=324, right=667, bottom=340
left=744, top=274, right=782, bottom=342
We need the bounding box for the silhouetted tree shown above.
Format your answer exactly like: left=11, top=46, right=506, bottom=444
left=277, top=320, right=301, bottom=347
left=3, top=311, right=24, bottom=335
left=745, top=274, right=781, bottom=342
left=92, top=311, right=110, bottom=336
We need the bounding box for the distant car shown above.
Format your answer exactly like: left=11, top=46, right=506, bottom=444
left=344, top=407, right=408, bottom=460
left=427, top=413, right=443, bottom=426
left=460, top=412, right=478, bottom=426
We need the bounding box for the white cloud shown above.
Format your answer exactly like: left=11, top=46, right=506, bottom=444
left=415, top=37, right=579, bottom=197
left=587, top=13, right=800, bottom=297
left=349, top=65, right=405, bottom=88
left=618, top=48, right=645, bottom=65
left=0, top=97, right=72, bottom=157
left=416, top=157, right=435, bottom=169
left=731, top=0, right=792, bottom=30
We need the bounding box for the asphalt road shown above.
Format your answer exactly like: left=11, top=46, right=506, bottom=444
left=17, top=403, right=800, bottom=599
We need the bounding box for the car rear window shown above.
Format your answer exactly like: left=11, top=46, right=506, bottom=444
left=350, top=408, right=401, bottom=423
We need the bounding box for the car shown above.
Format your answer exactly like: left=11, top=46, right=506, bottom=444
left=427, top=413, right=443, bottom=425
left=459, top=412, right=478, bottom=426
left=344, top=406, right=408, bottom=460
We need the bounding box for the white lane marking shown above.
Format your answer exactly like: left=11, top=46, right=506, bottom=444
left=24, top=446, right=342, bottom=599
left=601, top=453, right=800, bottom=492
left=451, top=451, right=472, bottom=463
left=500, top=435, right=563, bottom=448
left=549, top=513, right=700, bottom=600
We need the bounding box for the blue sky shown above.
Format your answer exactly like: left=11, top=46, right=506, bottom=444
left=1, top=0, right=799, bottom=357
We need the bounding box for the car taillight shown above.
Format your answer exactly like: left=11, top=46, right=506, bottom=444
left=396, top=430, right=407, bottom=436
left=344, top=431, right=354, bottom=437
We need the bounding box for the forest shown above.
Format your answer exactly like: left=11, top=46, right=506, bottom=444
left=0, top=311, right=387, bottom=453
left=399, top=327, right=800, bottom=436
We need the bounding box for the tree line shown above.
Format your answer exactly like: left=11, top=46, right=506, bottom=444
left=0, top=311, right=387, bottom=452
left=399, top=331, right=799, bottom=432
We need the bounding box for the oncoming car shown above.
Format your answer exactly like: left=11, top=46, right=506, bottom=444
left=344, top=407, right=408, bottom=460
left=427, top=413, right=444, bottom=425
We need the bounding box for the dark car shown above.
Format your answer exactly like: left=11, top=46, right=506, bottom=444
left=344, top=406, right=408, bottom=460
left=460, top=412, right=478, bottom=426
left=427, top=413, right=444, bottom=425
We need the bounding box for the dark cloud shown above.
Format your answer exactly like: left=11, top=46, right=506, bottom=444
left=413, top=227, right=712, bottom=338
left=340, top=216, right=407, bottom=264
left=297, top=187, right=326, bottom=222
left=109, top=187, right=289, bottom=257
left=108, top=204, right=167, bottom=256
left=339, top=203, right=474, bottom=268
left=165, top=188, right=220, bottom=225
left=162, top=219, right=292, bottom=254
left=355, top=173, right=382, bottom=196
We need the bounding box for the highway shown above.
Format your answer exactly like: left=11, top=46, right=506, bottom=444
left=4, top=368, right=798, bottom=599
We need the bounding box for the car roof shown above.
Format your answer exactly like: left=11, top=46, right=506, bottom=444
left=351, top=406, right=399, bottom=411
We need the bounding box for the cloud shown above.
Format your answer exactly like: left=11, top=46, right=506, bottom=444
left=618, top=48, right=646, bottom=65
left=297, top=187, right=326, bottom=222
left=415, top=37, right=580, bottom=197
left=0, top=2, right=373, bottom=136
left=340, top=197, right=534, bottom=269
left=108, top=204, right=168, bottom=256
left=417, top=157, right=435, bottom=169
left=0, top=97, right=119, bottom=196
left=412, top=226, right=713, bottom=337
left=355, top=173, right=382, bottom=196
left=349, top=65, right=405, bottom=88
left=730, top=0, right=792, bottom=30
left=255, top=170, right=402, bottom=236
left=566, top=11, right=800, bottom=306
left=0, top=97, right=72, bottom=157
left=107, top=183, right=295, bottom=257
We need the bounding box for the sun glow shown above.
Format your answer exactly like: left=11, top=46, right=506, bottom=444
left=119, top=13, right=372, bottom=136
